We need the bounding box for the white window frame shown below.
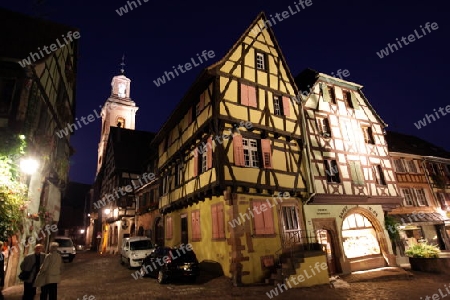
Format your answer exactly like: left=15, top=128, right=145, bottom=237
left=273, top=96, right=282, bottom=115
left=243, top=138, right=259, bottom=168
left=415, top=188, right=428, bottom=206
left=406, top=160, right=417, bottom=173
left=256, top=52, right=266, bottom=70
left=201, top=150, right=208, bottom=173
left=394, top=159, right=406, bottom=173
left=402, top=188, right=415, bottom=206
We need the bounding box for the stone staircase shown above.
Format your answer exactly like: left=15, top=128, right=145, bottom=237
left=268, top=243, right=323, bottom=286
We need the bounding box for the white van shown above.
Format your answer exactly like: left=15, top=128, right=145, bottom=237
left=54, top=236, right=76, bottom=262
left=120, top=236, right=154, bottom=268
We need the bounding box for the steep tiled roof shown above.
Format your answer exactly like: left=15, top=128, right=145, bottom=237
left=385, top=130, right=450, bottom=158
left=108, top=127, right=156, bottom=173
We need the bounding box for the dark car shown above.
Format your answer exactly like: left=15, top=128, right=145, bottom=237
left=139, top=246, right=199, bottom=284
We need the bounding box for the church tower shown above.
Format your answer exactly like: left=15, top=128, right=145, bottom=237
left=96, top=62, right=138, bottom=175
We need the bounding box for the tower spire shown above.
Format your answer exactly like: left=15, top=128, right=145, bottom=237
left=120, top=54, right=125, bottom=74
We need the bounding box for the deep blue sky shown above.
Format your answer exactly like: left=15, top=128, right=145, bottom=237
left=3, top=0, right=449, bottom=184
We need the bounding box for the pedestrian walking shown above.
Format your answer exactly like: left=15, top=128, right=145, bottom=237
left=20, top=244, right=45, bottom=300
left=34, top=242, right=62, bottom=300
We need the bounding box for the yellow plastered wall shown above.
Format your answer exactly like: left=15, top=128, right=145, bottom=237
left=164, top=195, right=231, bottom=278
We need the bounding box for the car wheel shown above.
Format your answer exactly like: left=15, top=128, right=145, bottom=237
left=157, top=270, right=167, bottom=284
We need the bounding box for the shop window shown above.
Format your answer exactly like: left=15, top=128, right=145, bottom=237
left=211, top=203, right=225, bottom=239
left=342, top=213, right=381, bottom=259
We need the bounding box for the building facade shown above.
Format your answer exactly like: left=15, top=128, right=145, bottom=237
left=385, top=131, right=450, bottom=263
left=295, top=69, right=402, bottom=274
left=156, top=13, right=319, bottom=285
left=0, top=8, right=78, bottom=286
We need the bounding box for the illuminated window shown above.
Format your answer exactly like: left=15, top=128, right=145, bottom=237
left=342, top=213, right=380, bottom=259
left=117, top=117, right=125, bottom=128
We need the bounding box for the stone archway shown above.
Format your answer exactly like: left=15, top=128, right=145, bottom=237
left=341, top=207, right=392, bottom=271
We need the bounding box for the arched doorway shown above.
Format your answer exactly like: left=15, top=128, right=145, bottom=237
left=341, top=211, right=386, bottom=271
left=154, top=217, right=164, bottom=247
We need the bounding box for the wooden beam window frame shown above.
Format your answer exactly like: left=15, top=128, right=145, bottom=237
left=255, top=51, right=267, bottom=72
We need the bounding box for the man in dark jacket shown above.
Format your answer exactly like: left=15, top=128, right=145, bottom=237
left=20, top=244, right=45, bottom=300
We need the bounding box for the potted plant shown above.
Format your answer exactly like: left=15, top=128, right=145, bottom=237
left=405, top=243, right=450, bottom=274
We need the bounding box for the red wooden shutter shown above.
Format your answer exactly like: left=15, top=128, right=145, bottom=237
left=211, top=205, right=218, bottom=239
left=261, top=139, right=272, bottom=169
left=199, top=93, right=205, bottom=111
left=263, top=206, right=274, bottom=234
left=187, top=107, right=192, bottom=124
left=233, top=135, right=245, bottom=166
left=253, top=201, right=265, bottom=235
left=217, top=204, right=225, bottom=239
left=248, top=85, right=257, bottom=108
left=240, top=84, right=249, bottom=106
left=207, top=136, right=213, bottom=169
left=282, top=96, right=290, bottom=117
left=193, top=151, right=199, bottom=176
left=192, top=210, right=201, bottom=240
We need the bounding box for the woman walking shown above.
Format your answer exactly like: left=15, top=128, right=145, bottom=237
left=34, top=242, right=62, bottom=300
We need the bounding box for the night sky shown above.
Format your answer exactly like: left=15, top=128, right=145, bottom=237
left=2, top=0, right=449, bottom=184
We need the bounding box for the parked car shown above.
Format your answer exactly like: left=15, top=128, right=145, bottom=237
left=54, top=236, right=76, bottom=262
left=120, top=236, right=155, bottom=268
left=139, top=246, right=199, bottom=284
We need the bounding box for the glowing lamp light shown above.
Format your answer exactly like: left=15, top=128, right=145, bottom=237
left=104, top=208, right=111, bottom=215
left=80, top=229, right=85, bottom=234
left=20, top=158, right=39, bottom=175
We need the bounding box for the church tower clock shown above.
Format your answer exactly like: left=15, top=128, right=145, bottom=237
left=96, top=60, right=138, bottom=175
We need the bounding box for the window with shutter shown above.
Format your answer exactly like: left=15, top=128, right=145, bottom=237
left=349, top=161, right=365, bottom=185
left=273, top=95, right=282, bottom=115
left=324, top=160, right=340, bottom=183
left=252, top=200, right=275, bottom=235
left=211, top=203, right=225, bottom=239
left=282, top=96, right=290, bottom=117
left=260, top=139, right=272, bottom=169
left=373, top=165, right=386, bottom=185
left=166, top=216, right=173, bottom=239
left=191, top=210, right=201, bottom=241
left=233, top=134, right=245, bottom=166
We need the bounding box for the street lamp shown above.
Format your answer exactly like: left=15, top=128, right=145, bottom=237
left=19, top=158, right=39, bottom=175
left=104, top=208, right=111, bottom=215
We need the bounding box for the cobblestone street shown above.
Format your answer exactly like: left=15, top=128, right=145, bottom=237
left=3, top=251, right=450, bottom=300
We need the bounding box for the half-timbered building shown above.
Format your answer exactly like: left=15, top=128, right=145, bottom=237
left=294, top=69, right=403, bottom=274
left=156, top=13, right=326, bottom=285
left=385, top=131, right=450, bottom=264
